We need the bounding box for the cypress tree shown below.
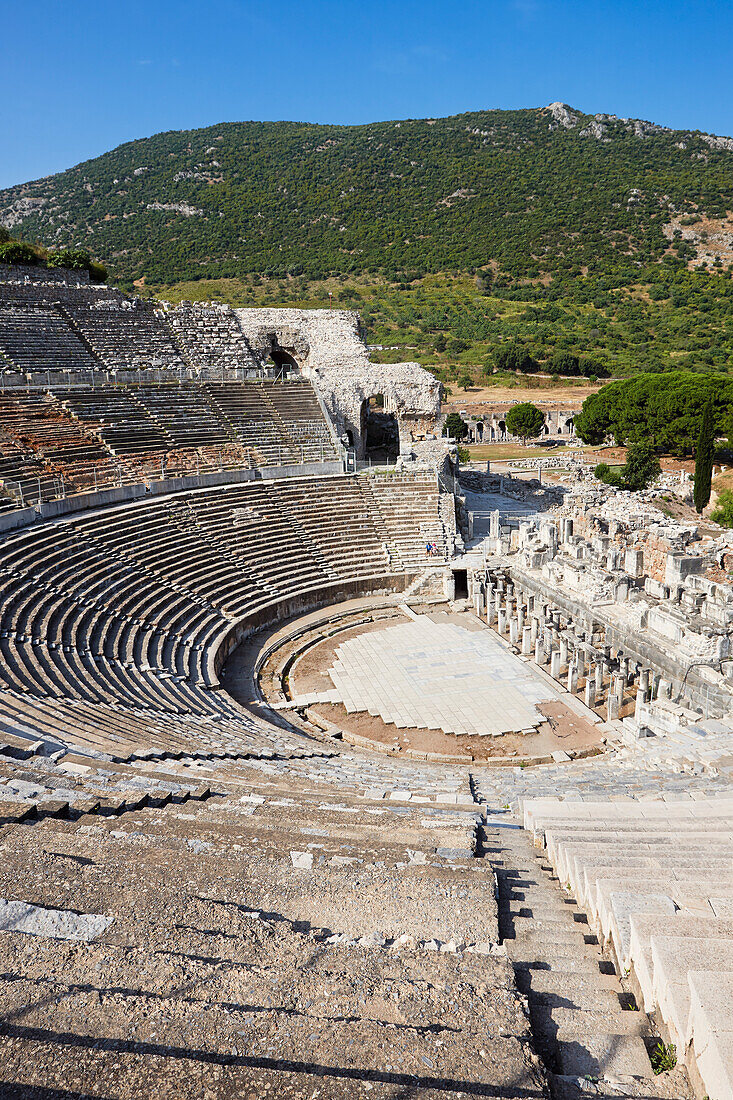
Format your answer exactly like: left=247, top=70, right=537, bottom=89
left=693, top=402, right=715, bottom=514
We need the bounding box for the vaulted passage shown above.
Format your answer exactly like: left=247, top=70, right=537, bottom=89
left=362, top=394, right=399, bottom=462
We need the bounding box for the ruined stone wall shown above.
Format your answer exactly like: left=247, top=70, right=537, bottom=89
left=233, top=307, right=441, bottom=457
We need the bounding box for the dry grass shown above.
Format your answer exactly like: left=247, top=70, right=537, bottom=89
left=445, top=380, right=603, bottom=409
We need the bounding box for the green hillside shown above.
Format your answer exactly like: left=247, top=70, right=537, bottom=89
left=2, top=103, right=733, bottom=378
left=2, top=104, right=733, bottom=285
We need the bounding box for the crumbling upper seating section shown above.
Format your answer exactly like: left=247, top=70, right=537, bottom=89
left=163, top=301, right=260, bottom=372
left=0, top=380, right=341, bottom=509
left=0, top=392, right=126, bottom=502
left=0, top=472, right=443, bottom=760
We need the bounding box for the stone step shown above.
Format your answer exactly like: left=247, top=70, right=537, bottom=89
left=513, top=928, right=598, bottom=950
left=531, top=1005, right=650, bottom=1040
left=513, top=955, right=611, bottom=978
left=556, top=1032, right=652, bottom=1079
left=517, top=967, right=620, bottom=998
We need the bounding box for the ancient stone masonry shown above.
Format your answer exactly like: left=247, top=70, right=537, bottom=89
left=232, top=307, right=442, bottom=457
left=457, top=406, right=578, bottom=443
left=162, top=301, right=261, bottom=373
left=467, top=485, right=733, bottom=719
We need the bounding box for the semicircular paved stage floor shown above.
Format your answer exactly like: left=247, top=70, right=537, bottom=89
left=325, top=614, right=558, bottom=736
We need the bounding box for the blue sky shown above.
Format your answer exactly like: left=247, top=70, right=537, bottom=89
left=2, top=0, right=733, bottom=189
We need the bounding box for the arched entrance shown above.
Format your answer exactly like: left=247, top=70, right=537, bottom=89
left=268, top=340, right=299, bottom=375
left=361, top=394, right=399, bottom=463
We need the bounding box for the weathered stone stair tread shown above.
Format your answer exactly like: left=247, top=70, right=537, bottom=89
left=556, top=1032, right=652, bottom=1078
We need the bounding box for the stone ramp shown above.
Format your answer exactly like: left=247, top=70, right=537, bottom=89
left=522, top=796, right=733, bottom=1100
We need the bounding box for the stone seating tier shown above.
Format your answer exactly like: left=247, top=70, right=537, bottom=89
left=0, top=381, right=340, bottom=507
left=0, top=472, right=446, bottom=762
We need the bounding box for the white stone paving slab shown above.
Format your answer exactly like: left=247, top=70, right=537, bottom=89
left=0, top=898, right=112, bottom=941
left=327, top=615, right=557, bottom=736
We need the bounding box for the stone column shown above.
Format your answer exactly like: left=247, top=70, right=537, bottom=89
left=634, top=687, right=646, bottom=718
left=550, top=650, right=562, bottom=679
left=497, top=609, right=506, bottom=635
left=567, top=663, right=578, bottom=694
left=559, top=637, right=569, bottom=668
left=584, top=679, right=596, bottom=708
left=509, top=617, right=519, bottom=646
left=607, top=693, right=620, bottom=721
left=576, top=649, right=585, bottom=681
left=530, top=617, right=539, bottom=646
left=534, top=638, right=544, bottom=665
left=522, top=625, right=533, bottom=655
left=594, top=662, right=604, bottom=692
left=517, top=604, right=525, bottom=633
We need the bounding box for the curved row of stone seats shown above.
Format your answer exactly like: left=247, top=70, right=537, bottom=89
left=61, top=386, right=172, bottom=454
left=62, top=302, right=186, bottom=371
left=0, top=305, right=98, bottom=373
left=523, top=796, right=733, bottom=1100
left=202, top=380, right=303, bottom=465
left=0, top=473, right=441, bottom=763
left=265, top=476, right=392, bottom=576
left=131, top=384, right=236, bottom=449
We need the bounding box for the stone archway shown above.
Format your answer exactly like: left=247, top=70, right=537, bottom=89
left=268, top=341, right=299, bottom=374
left=361, top=394, right=400, bottom=463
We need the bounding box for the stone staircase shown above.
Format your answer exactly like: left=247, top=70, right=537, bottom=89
left=482, top=810, right=694, bottom=1100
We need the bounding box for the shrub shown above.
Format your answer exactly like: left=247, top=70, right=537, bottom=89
left=595, top=443, right=660, bottom=490
left=711, top=488, right=733, bottom=527
left=650, top=1041, right=677, bottom=1075
left=622, top=440, right=661, bottom=490
left=595, top=461, right=623, bottom=487
left=0, top=241, right=39, bottom=265
left=47, top=247, right=92, bottom=271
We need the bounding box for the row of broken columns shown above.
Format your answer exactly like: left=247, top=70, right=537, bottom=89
left=474, top=570, right=674, bottom=722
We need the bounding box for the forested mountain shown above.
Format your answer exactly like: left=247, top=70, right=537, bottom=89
left=2, top=103, right=733, bottom=286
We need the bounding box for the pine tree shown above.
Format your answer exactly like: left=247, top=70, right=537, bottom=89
left=693, top=402, right=715, bottom=514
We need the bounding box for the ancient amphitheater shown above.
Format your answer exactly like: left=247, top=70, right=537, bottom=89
left=0, top=262, right=730, bottom=1100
